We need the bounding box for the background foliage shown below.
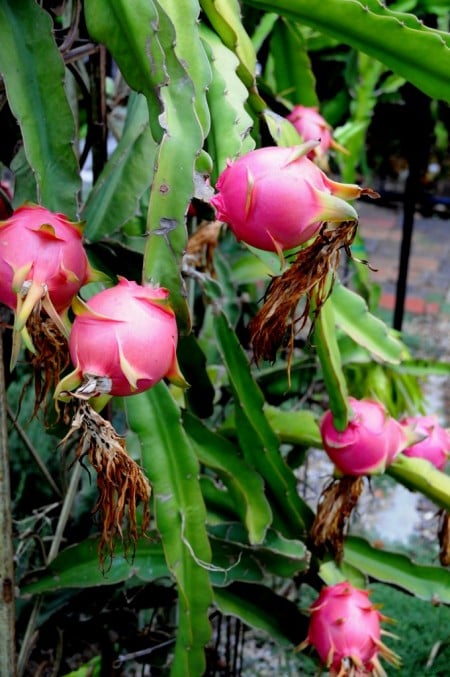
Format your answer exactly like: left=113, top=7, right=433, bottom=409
left=1, top=0, right=450, bottom=675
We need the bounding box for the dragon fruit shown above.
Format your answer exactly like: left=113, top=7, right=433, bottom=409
left=320, top=398, right=410, bottom=475
left=210, top=145, right=370, bottom=253
left=401, top=415, right=450, bottom=470
left=286, top=105, right=334, bottom=161
left=0, top=203, right=92, bottom=363
left=297, top=581, right=399, bottom=676
left=55, top=277, right=186, bottom=399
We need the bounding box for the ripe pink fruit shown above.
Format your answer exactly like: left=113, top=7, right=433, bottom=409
left=320, top=398, right=409, bottom=475
left=56, top=277, right=185, bottom=399
left=287, top=105, right=333, bottom=160
left=298, top=581, right=399, bottom=676
left=210, top=146, right=365, bottom=252
left=0, top=203, right=91, bottom=335
left=401, top=415, right=450, bottom=470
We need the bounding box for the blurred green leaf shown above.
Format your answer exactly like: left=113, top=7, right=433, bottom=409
left=82, top=93, right=156, bottom=242
left=387, top=454, right=450, bottom=512
left=200, top=24, right=255, bottom=181
left=214, top=582, right=307, bottom=645
left=264, top=405, right=322, bottom=447
left=212, top=307, right=314, bottom=536
left=242, top=0, right=450, bottom=102
left=313, top=296, right=350, bottom=431
left=270, top=17, right=318, bottom=106
left=125, top=383, right=212, bottom=676
left=330, top=281, right=406, bottom=364
left=0, top=0, right=80, bottom=217
left=209, top=522, right=309, bottom=584
left=184, top=412, right=273, bottom=544
left=20, top=537, right=169, bottom=595
left=344, top=536, right=450, bottom=603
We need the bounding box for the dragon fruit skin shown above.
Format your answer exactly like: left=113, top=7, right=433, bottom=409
left=287, top=105, right=333, bottom=160
left=298, top=581, right=399, bottom=676
left=0, top=203, right=91, bottom=325
left=401, top=415, right=450, bottom=470
left=210, top=145, right=363, bottom=252
left=320, top=398, right=410, bottom=476
left=55, top=277, right=186, bottom=399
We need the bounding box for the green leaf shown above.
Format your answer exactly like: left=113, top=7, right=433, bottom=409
left=142, top=2, right=211, bottom=329
left=270, top=17, right=318, bottom=106
left=200, top=0, right=258, bottom=91
left=0, top=0, right=80, bottom=217
left=20, top=537, right=169, bottom=595
left=84, top=0, right=165, bottom=139
left=209, top=522, right=309, bottom=584
left=387, top=454, right=450, bottom=512
left=212, top=307, right=314, bottom=536
left=125, top=383, right=212, bottom=677
left=200, top=24, right=255, bottom=180
left=82, top=93, right=157, bottom=242
left=262, top=109, right=304, bottom=146
left=344, top=536, right=450, bottom=603
left=264, top=405, right=322, bottom=447
left=177, top=334, right=215, bottom=419
left=214, top=582, right=307, bottom=646
left=183, top=412, right=272, bottom=544
left=242, top=0, right=450, bottom=102
left=330, top=280, right=406, bottom=364
left=313, top=296, right=350, bottom=431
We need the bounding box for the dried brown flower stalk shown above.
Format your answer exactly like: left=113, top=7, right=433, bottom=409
left=438, top=510, right=450, bottom=566
left=249, top=219, right=360, bottom=366
left=61, top=401, right=151, bottom=567
left=309, top=476, right=364, bottom=562
left=186, top=219, right=222, bottom=275
left=27, top=308, right=70, bottom=420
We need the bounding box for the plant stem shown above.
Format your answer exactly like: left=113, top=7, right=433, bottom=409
left=0, top=328, right=16, bottom=676
left=17, top=455, right=82, bottom=676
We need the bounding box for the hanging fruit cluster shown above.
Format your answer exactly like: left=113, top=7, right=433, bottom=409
left=0, top=203, right=184, bottom=564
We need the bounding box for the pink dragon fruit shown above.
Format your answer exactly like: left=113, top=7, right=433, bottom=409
left=287, top=105, right=334, bottom=161
left=0, top=203, right=92, bottom=352
left=320, top=398, right=410, bottom=476
left=297, top=581, right=399, bottom=676
left=210, top=145, right=369, bottom=253
left=401, top=415, right=450, bottom=470
left=55, top=277, right=185, bottom=399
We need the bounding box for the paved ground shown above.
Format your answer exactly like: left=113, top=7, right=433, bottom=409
left=355, top=198, right=450, bottom=427
left=357, top=199, right=450, bottom=319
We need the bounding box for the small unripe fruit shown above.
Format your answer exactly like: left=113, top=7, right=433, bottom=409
left=320, top=398, right=409, bottom=475
left=401, top=415, right=450, bottom=470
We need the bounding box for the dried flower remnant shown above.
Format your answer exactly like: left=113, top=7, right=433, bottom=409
left=248, top=219, right=358, bottom=365
left=185, top=219, right=222, bottom=276
left=61, top=401, right=151, bottom=566
left=438, top=511, right=450, bottom=567
left=309, top=476, right=364, bottom=562
left=27, top=309, right=70, bottom=419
